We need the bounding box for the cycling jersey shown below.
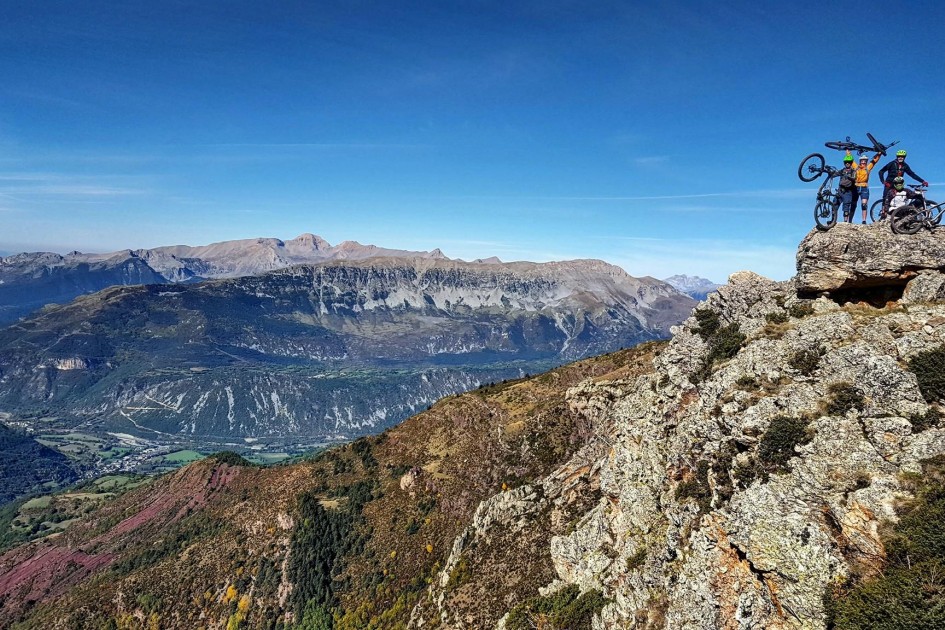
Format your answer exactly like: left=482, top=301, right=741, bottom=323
left=853, top=155, right=881, bottom=186
left=878, top=159, right=924, bottom=185
left=889, top=189, right=920, bottom=211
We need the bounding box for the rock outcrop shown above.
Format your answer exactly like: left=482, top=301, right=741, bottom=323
left=417, top=229, right=945, bottom=628
left=796, top=222, right=945, bottom=293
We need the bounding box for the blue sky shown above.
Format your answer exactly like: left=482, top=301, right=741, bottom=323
left=1, top=1, right=943, bottom=281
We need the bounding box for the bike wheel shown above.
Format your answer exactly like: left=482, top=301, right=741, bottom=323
left=890, top=205, right=923, bottom=235
left=814, top=199, right=838, bottom=231
left=869, top=199, right=885, bottom=222
left=798, top=153, right=825, bottom=182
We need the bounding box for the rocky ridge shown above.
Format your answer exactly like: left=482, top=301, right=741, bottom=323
left=0, top=234, right=452, bottom=324
left=413, top=226, right=945, bottom=628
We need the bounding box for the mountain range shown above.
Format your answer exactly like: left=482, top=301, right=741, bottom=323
left=0, top=234, right=450, bottom=325
left=0, top=256, right=694, bottom=446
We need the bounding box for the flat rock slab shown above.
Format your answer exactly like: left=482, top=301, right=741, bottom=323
left=796, top=223, right=945, bottom=293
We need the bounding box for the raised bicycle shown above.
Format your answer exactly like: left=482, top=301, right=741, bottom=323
left=798, top=132, right=899, bottom=183
left=890, top=193, right=945, bottom=235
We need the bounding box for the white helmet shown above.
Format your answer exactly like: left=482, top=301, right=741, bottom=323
left=858, top=154, right=868, bottom=162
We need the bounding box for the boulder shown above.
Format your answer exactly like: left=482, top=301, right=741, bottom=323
left=796, top=222, right=945, bottom=293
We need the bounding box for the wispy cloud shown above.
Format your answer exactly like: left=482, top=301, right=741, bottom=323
left=634, top=155, right=669, bottom=165
left=0, top=172, right=150, bottom=198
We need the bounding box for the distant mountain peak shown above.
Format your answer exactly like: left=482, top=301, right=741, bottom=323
left=289, top=233, right=331, bottom=250
left=662, top=274, right=721, bottom=300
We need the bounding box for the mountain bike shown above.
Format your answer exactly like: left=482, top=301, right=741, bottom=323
left=809, top=165, right=844, bottom=230
left=890, top=192, right=945, bottom=235
left=873, top=185, right=939, bottom=224
left=798, top=132, right=899, bottom=182
left=824, top=133, right=899, bottom=155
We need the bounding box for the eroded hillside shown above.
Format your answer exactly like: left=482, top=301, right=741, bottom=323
left=0, top=344, right=661, bottom=629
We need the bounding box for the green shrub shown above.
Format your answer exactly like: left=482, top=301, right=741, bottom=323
left=506, top=585, right=609, bottom=630
left=765, top=311, right=789, bottom=324
left=626, top=547, right=647, bottom=571
left=824, top=382, right=865, bottom=416
left=693, top=322, right=746, bottom=383
left=788, top=301, right=815, bottom=318
left=788, top=348, right=822, bottom=375
left=708, top=325, right=746, bottom=363
left=828, top=456, right=945, bottom=629
left=908, top=407, right=941, bottom=432
left=209, top=451, right=252, bottom=467
left=446, top=556, right=471, bottom=590
left=675, top=460, right=711, bottom=513
left=757, top=416, right=811, bottom=473
left=908, top=346, right=945, bottom=402
left=693, top=309, right=721, bottom=340
left=736, top=375, right=758, bottom=390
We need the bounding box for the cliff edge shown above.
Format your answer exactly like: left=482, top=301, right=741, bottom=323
left=418, top=227, right=945, bottom=628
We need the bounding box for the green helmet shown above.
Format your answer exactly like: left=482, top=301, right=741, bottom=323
left=896, top=149, right=907, bottom=157
left=894, top=176, right=905, bottom=190
left=843, top=154, right=854, bottom=163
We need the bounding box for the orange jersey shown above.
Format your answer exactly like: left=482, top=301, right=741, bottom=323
left=853, top=154, right=881, bottom=186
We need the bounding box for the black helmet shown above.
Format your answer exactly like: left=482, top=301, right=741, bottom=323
left=894, top=176, right=905, bottom=191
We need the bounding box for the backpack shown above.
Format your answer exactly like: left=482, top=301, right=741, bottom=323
left=840, top=168, right=854, bottom=188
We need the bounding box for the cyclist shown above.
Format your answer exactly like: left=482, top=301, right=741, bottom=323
left=879, top=150, right=928, bottom=216
left=837, top=154, right=857, bottom=222
left=887, top=176, right=923, bottom=215
left=852, top=153, right=881, bottom=224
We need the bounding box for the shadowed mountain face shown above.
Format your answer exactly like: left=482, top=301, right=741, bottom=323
left=0, top=424, right=77, bottom=504
left=0, top=234, right=448, bottom=324
left=0, top=257, right=694, bottom=441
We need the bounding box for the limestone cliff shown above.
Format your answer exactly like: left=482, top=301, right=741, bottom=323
left=418, top=227, right=945, bottom=629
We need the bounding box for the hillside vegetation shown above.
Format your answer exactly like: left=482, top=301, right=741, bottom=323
left=0, top=344, right=661, bottom=629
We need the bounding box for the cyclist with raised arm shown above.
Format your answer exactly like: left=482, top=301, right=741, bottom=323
left=838, top=154, right=858, bottom=222
left=853, top=153, right=881, bottom=224
left=879, top=150, right=928, bottom=216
